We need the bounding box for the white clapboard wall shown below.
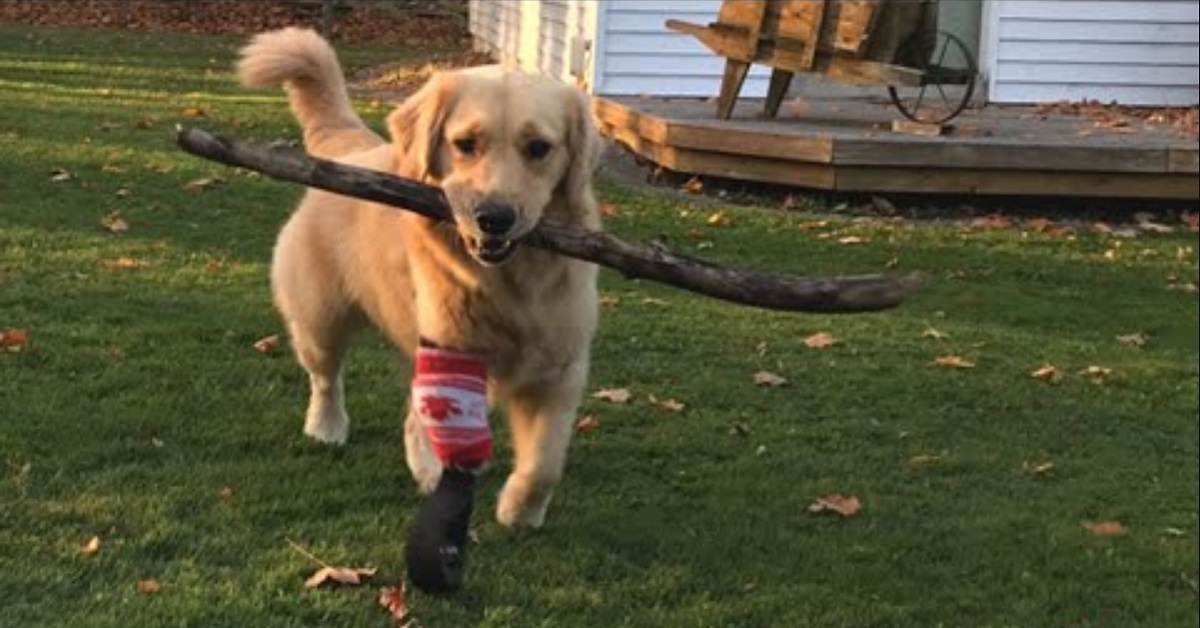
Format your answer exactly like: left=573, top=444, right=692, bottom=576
left=984, top=0, right=1199, bottom=105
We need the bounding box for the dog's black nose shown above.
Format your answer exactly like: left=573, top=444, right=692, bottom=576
left=473, top=202, right=517, bottom=237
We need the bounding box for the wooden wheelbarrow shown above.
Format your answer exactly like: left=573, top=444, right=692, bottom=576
left=667, top=0, right=977, bottom=124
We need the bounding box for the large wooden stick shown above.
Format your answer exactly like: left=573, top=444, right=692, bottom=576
left=175, top=127, right=924, bottom=313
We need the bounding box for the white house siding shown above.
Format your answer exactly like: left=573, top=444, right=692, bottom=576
left=467, top=0, right=595, bottom=85
left=593, top=0, right=769, bottom=97
left=985, top=0, right=1199, bottom=105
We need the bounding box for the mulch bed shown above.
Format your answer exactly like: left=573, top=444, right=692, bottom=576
left=0, top=0, right=469, bottom=47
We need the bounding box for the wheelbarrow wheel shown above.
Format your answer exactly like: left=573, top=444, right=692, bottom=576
left=887, top=30, right=978, bottom=124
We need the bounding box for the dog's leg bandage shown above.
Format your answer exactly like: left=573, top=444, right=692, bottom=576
left=406, top=346, right=490, bottom=594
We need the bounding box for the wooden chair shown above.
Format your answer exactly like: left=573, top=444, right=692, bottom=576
left=666, top=0, right=923, bottom=119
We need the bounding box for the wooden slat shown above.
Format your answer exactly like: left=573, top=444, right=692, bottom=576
left=835, top=167, right=1199, bottom=199
left=812, top=55, right=922, bottom=86
left=594, top=97, right=833, bottom=163
left=777, top=0, right=826, bottom=69
left=602, top=117, right=834, bottom=189
left=833, top=140, right=1170, bottom=173
left=1168, top=148, right=1199, bottom=174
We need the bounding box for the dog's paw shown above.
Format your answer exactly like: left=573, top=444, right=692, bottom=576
left=496, top=475, right=552, bottom=529
left=304, top=407, right=349, bottom=445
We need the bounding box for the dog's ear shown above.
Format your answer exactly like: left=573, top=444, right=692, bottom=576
left=388, top=72, right=456, bottom=181
left=560, top=87, right=603, bottom=210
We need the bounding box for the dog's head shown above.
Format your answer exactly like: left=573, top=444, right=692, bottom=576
left=387, top=66, right=602, bottom=266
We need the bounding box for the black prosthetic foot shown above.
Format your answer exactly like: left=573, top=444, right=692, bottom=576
left=405, top=468, right=478, bottom=594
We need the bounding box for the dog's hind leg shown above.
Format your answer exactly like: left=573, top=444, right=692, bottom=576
left=288, top=318, right=355, bottom=445
left=495, top=359, right=589, bottom=529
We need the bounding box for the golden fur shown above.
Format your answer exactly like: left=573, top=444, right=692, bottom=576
left=238, top=28, right=602, bottom=528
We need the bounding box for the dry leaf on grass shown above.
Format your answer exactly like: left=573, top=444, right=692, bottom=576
left=753, top=371, right=788, bottom=388
left=1, top=329, right=31, bottom=352
left=1079, top=365, right=1113, bottom=381
left=379, top=585, right=421, bottom=626
left=648, top=394, right=685, bottom=413
left=599, top=203, right=619, bottom=218
left=1030, top=365, right=1063, bottom=383
left=253, top=334, right=280, bottom=355
left=180, top=106, right=206, bottom=118
left=598, top=295, right=621, bottom=308
left=706, top=211, right=732, bottom=227
left=80, top=535, right=102, bottom=556
left=574, top=415, right=600, bottom=434
left=592, top=388, right=632, bottom=404
left=100, top=211, right=129, bottom=234
left=932, top=355, right=975, bottom=369
left=837, top=235, right=867, bottom=245
left=808, top=493, right=861, bottom=518
left=681, top=176, right=704, bottom=194
left=1082, top=520, right=1128, bottom=537
left=1116, top=332, right=1149, bottom=348
left=137, top=579, right=162, bottom=595
left=906, top=453, right=944, bottom=470
left=105, top=257, right=148, bottom=270
left=49, top=167, right=73, bottom=182
left=183, top=176, right=225, bottom=192
left=304, top=565, right=378, bottom=589
left=803, top=332, right=837, bottom=349
left=1023, top=460, right=1055, bottom=475
left=921, top=328, right=949, bottom=340
left=287, top=538, right=377, bottom=589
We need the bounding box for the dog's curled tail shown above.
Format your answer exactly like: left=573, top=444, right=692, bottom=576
left=237, top=28, right=380, bottom=158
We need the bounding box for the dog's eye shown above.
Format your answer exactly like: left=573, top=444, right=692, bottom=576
left=452, top=137, right=477, bottom=156
left=525, top=139, right=552, bottom=161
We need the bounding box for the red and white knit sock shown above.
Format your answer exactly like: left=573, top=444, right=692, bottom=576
left=411, top=346, right=492, bottom=470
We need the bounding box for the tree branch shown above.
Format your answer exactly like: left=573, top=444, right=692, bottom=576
left=175, top=126, right=924, bottom=313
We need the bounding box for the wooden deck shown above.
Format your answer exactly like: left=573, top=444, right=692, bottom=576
left=595, top=95, right=1199, bottom=200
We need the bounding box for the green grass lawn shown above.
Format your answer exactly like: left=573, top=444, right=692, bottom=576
left=2, top=24, right=1197, bottom=628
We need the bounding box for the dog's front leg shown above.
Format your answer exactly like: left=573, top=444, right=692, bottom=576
left=496, top=360, right=587, bottom=529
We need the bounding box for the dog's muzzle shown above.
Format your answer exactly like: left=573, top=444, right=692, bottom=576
left=465, top=201, right=519, bottom=265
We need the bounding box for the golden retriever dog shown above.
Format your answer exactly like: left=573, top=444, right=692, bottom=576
left=237, top=28, right=602, bottom=529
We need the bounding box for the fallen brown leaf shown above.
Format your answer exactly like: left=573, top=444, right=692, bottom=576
left=753, top=370, right=788, bottom=388
left=1023, top=460, right=1055, bottom=475
left=706, top=211, right=732, bottom=227
left=1, top=329, right=31, bottom=352
left=1116, top=332, right=1149, bottom=348
left=378, top=585, right=419, bottom=626
left=100, top=211, right=129, bottom=234
left=1079, top=365, right=1113, bottom=381
left=803, top=332, right=837, bottom=349
left=80, top=535, right=102, bottom=556
left=305, top=565, right=378, bottom=589
left=592, top=388, right=632, bottom=404
left=105, top=257, right=147, bottom=270
left=181, top=106, right=206, bottom=118
left=183, top=176, right=225, bottom=192
left=808, top=493, right=861, bottom=517
left=253, top=334, right=280, bottom=355
left=906, top=453, right=944, bottom=470
left=137, top=579, right=162, bottom=595
left=932, top=355, right=975, bottom=369
left=574, top=415, right=600, bottom=433
left=681, top=176, right=704, bottom=194
left=647, top=394, right=684, bottom=413
left=1082, top=520, right=1128, bottom=537
left=599, top=203, right=619, bottom=218
left=1030, top=365, right=1063, bottom=383
left=921, top=328, right=949, bottom=340
left=598, top=295, right=621, bottom=308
